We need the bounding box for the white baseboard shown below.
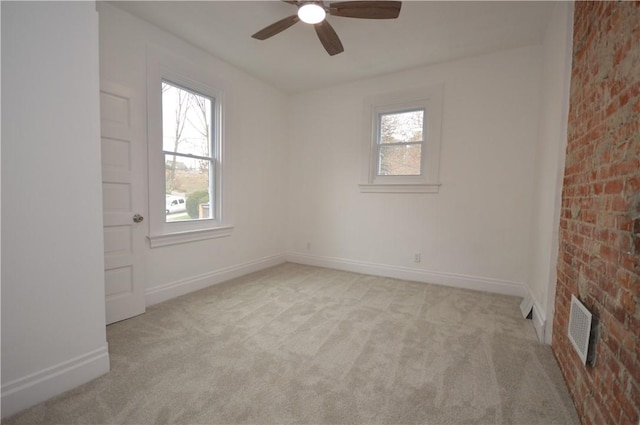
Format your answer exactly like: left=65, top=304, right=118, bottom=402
left=1, top=344, right=110, bottom=419
left=285, top=252, right=526, bottom=297
left=145, top=253, right=287, bottom=306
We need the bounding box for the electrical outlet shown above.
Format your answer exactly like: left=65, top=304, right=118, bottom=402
left=306, top=242, right=311, bottom=251
left=414, top=252, right=421, bottom=263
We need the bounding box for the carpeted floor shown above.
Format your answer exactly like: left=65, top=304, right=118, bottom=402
left=3, top=263, right=579, bottom=424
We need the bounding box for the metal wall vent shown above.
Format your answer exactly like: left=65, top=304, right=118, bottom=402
left=568, top=294, right=597, bottom=366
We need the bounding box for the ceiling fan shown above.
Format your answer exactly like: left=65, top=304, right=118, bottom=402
left=252, top=1, right=402, bottom=56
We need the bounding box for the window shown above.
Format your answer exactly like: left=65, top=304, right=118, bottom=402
left=377, top=108, right=424, bottom=176
left=359, top=85, right=443, bottom=193
left=147, top=47, right=232, bottom=247
left=162, top=81, right=214, bottom=223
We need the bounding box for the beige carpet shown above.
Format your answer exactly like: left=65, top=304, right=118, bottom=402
left=3, top=263, right=579, bottom=424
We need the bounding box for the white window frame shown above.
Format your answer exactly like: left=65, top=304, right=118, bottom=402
left=147, top=46, right=232, bottom=247
left=359, top=84, right=444, bottom=193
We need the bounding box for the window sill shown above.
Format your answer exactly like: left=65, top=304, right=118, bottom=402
left=358, top=183, right=441, bottom=193
left=148, top=225, right=234, bottom=248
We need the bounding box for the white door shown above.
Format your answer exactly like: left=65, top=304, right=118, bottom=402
left=100, top=81, right=146, bottom=324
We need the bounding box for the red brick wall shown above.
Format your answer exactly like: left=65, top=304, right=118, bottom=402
left=552, top=2, right=640, bottom=425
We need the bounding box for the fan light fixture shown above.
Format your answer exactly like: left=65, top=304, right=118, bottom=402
left=251, top=1, right=402, bottom=56
left=298, top=3, right=326, bottom=24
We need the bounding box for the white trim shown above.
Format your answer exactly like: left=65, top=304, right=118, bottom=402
left=1, top=345, right=110, bottom=418
left=146, top=44, right=232, bottom=241
left=544, top=1, right=575, bottom=346
left=285, top=252, right=526, bottom=297
left=358, top=183, right=441, bottom=193
left=523, top=286, right=547, bottom=343
left=148, top=225, right=234, bottom=248
left=531, top=302, right=546, bottom=343
left=519, top=292, right=534, bottom=319
left=145, top=254, right=287, bottom=306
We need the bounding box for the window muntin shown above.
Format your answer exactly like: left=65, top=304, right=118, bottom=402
left=161, top=80, right=215, bottom=223
left=376, top=108, right=425, bottom=176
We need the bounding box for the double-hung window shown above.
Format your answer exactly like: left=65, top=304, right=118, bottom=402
left=162, top=80, right=215, bottom=223
left=147, top=48, right=232, bottom=247
left=360, top=84, right=443, bottom=193
left=376, top=107, right=425, bottom=176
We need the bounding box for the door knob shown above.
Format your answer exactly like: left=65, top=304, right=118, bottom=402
left=133, top=214, right=144, bottom=223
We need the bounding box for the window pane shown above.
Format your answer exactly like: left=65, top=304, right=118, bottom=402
left=379, top=110, right=424, bottom=144
left=165, top=154, right=212, bottom=222
left=378, top=144, right=422, bottom=176
left=162, top=81, right=212, bottom=158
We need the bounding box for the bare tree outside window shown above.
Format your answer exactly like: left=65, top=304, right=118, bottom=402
left=187, top=94, right=211, bottom=173
left=163, top=82, right=190, bottom=190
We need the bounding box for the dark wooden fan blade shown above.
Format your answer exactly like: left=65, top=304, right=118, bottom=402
left=281, top=0, right=298, bottom=4
left=252, top=15, right=300, bottom=40
left=314, top=20, right=344, bottom=56
left=329, top=1, right=401, bottom=19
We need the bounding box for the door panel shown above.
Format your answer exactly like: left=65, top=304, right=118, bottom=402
left=101, top=137, right=131, bottom=170
left=101, top=82, right=146, bottom=324
left=105, top=267, right=134, bottom=298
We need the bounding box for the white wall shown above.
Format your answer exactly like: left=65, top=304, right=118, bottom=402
left=526, top=2, right=574, bottom=343
left=286, top=46, right=543, bottom=295
left=98, top=4, right=289, bottom=302
left=1, top=2, right=109, bottom=417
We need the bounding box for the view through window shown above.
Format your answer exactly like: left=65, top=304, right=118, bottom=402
left=162, top=81, right=214, bottom=223
left=377, top=109, right=425, bottom=176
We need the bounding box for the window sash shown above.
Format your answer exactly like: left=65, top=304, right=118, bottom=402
left=163, top=153, right=216, bottom=222
left=377, top=143, right=424, bottom=177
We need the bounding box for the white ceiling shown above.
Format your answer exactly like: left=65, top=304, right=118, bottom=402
left=109, top=1, right=554, bottom=94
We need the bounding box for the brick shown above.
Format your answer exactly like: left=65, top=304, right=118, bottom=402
left=609, top=298, right=628, bottom=323
left=619, top=350, right=639, bottom=389
left=618, top=234, right=632, bottom=252
left=610, top=195, right=630, bottom=212
left=605, top=393, right=623, bottom=424
left=593, top=183, right=605, bottom=195
left=620, top=252, right=639, bottom=273
left=620, top=289, right=636, bottom=314
left=610, top=159, right=639, bottom=177
left=605, top=331, right=622, bottom=356
left=599, top=213, right=616, bottom=228
left=600, top=244, right=619, bottom=264
left=604, top=179, right=624, bottom=194
left=616, top=268, right=633, bottom=290
left=618, top=215, right=633, bottom=232
left=618, top=391, right=637, bottom=424
left=582, top=210, right=598, bottom=226
left=629, top=382, right=640, bottom=419
left=579, top=222, right=594, bottom=237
